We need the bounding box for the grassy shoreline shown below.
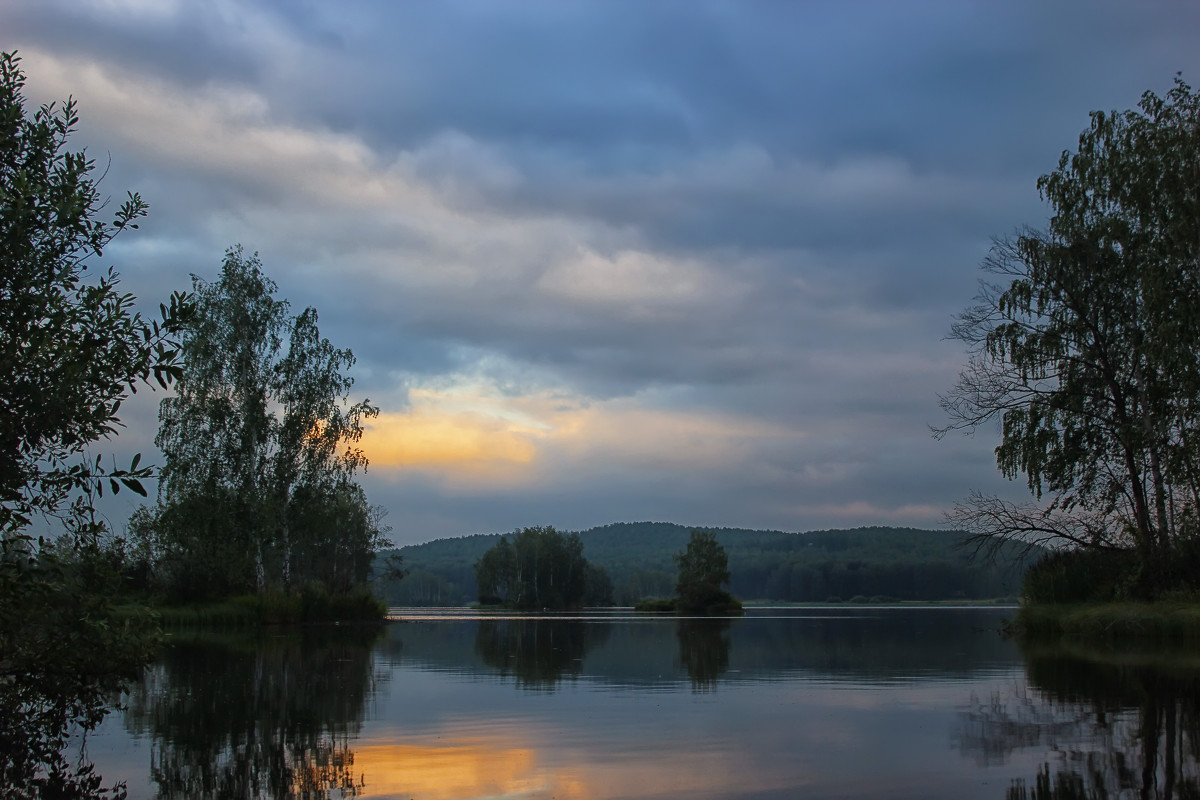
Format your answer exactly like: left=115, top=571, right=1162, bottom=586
left=1012, top=601, right=1200, bottom=640
left=114, top=587, right=388, bottom=628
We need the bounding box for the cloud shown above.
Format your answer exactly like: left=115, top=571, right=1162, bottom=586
left=363, top=381, right=796, bottom=493
left=7, top=1, right=1200, bottom=544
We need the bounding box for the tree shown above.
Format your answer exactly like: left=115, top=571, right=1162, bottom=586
left=0, top=50, right=189, bottom=797
left=674, top=530, right=739, bottom=614
left=475, top=536, right=516, bottom=605
left=473, top=526, right=605, bottom=610
left=0, top=51, right=189, bottom=537
left=144, top=247, right=380, bottom=599
left=938, top=77, right=1200, bottom=563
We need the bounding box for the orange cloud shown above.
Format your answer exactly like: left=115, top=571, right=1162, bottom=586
left=363, top=410, right=539, bottom=469
left=361, top=385, right=797, bottom=490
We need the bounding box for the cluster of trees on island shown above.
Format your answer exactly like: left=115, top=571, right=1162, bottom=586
left=471, top=526, right=742, bottom=614
left=379, top=522, right=1030, bottom=607
left=474, top=525, right=613, bottom=609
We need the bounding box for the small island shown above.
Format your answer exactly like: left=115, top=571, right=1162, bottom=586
left=635, top=530, right=743, bottom=615
left=474, top=525, right=613, bottom=610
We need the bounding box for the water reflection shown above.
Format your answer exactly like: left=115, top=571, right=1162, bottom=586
left=676, top=618, right=732, bottom=691
left=123, top=626, right=383, bottom=799
left=91, top=608, right=1080, bottom=799
left=957, top=642, right=1200, bottom=799
left=474, top=618, right=611, bottom=689
left=385, top=607, right=1016, bottom=688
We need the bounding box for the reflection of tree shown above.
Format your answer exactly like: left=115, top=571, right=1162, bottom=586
left=475, top=619, right=609, bottom=690
left=956, top=685, right=1097, bottom=768
left=123, top=626, right=383, bottom=799
left=676, top=618, right=732, bottom=692
left=0, top=669, right=135, bottom=799
left=954, top=646, right=1200, bottom=798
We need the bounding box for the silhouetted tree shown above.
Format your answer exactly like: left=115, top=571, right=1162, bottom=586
left=674, top=530, right=740, bottom=614
left=135, top=249, right=383, bottom=600
left=0, top=49, right=190, bottom=799
left=939, top=78, right=1200, bottom=565
left=474, top=526, right=597, bottom=609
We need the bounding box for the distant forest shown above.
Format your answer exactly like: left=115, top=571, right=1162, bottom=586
left=374, top=523, right=1033, bottom=606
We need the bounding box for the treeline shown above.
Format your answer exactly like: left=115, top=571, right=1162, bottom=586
left=375, top=523, right=1032, bottom=605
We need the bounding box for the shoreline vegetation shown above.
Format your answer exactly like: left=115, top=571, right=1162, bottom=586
left=633, top=596, right=744, bottom=615
left=1008, top=544, right=1200, bottom=640
left=932, top=82, right=1200, bottom=645
left=115, top=587, right=388, bottom=628
left=1011, top=602, right=1200, bottom=641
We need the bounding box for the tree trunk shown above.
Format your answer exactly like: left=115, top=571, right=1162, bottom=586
left=280, top=517, right=291, bottom=591
left=1149, top=443, right=1171, bottom=550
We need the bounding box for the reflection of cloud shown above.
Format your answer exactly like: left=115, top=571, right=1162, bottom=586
left=354, top=741, right=585, bottom=800
left=352, top=735, right=801, bottom=800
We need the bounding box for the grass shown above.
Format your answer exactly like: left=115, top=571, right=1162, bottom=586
left=633, top=595, right=745, bottom=615
left=116, top=585, right=389, bottom=628
left=633, top=597, right=679, bottom=613
left=1011, top=601, right=1200, bottom=641
left=737, top=597, right=1020, bottom=607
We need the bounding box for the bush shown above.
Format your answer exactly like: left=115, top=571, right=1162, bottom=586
left=634, top=597, right=678, bottom=613
left=1022, top=543, right=1200, bottom=604
left=155, top=585, right=387, bottom=626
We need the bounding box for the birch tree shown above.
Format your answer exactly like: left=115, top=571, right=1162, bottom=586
left=152, top=248, right=378, bottom=597
left=939, top=78, right=1200, bottom=557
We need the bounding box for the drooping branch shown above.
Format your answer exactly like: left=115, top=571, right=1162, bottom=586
left=947, top=491, right=1126, bottom=563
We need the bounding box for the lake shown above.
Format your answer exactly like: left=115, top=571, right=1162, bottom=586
left=80, top=606, right=1200, bottom=799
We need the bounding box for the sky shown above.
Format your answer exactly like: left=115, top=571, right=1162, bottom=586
left=5, top=2, right=1200, bottom=546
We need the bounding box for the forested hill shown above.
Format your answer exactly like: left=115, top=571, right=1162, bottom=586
left=375, top=523, right=1033, bottom=606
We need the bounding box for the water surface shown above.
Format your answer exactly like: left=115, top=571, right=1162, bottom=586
left=82, top=607, right=1200, bottom=799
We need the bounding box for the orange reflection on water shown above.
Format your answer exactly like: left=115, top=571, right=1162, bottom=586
left=353, top=739, right=588, bottom=800
left=351, top=734, right=800, bottom=800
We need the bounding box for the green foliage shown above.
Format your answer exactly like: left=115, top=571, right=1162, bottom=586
left=941, top=78, right=1200, bottom=556
left=135, top=249, right=386, bottom=603
left=1022, top=540, right=1200, bottom=605
left=474, top=525, right=610, bottom=610
left=1021, top=549, right=1137, bottom=604
left=0, top=49, right=191, bottom=536
left=674, top=530, right=740, bottom=614
left=382, top=523, right=1030, bottom=606
left=1, top=536, right=159, bottom=797
left=1014, top=601, right=1200, bottom=640
left=0, top=50, right=191, bottom=798
left=582, top=562, right=615, bottom=607
left=633, top=597, right=678, bottom=613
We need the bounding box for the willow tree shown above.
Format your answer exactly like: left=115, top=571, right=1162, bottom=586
left=939, top=77, right=1200, bottom=557
left=149, top=248, right=379, bottom=597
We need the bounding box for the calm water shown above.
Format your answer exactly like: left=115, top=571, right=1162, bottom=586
left=80, top=607, right=1200, bottom=799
